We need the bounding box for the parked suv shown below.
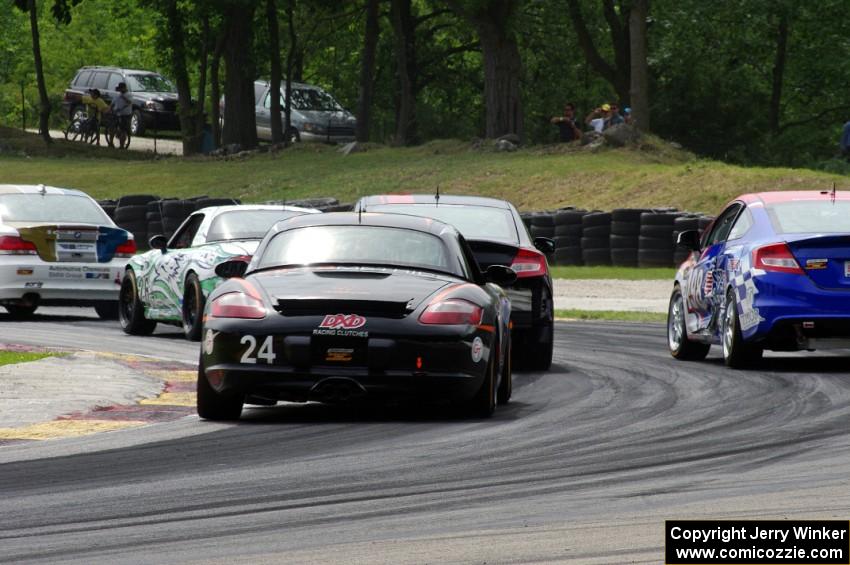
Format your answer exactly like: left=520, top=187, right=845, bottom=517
left=62, top=66, right=181, bottom=136
left=252, top=80, right=356, bottom=143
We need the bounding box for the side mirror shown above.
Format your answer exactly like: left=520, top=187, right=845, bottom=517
left=485, top=264, right=518, bottom=287
left=215, top=258, right=249, bottom=279
left=676, top=230, right=701, bottom=251
left=149, top=234, right=167, bottom=252
left=533, top=237, right=555, bottom=254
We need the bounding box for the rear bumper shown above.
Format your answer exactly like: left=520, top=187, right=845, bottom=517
left=0, top=257, right=125, bottom=305
left=747, top=272, right=850, bottom=348
left=140, top=109, right=181, bottom=131
left=506, top=276, right=552, bottom=330
left=201, top=320, right=492, bottom=402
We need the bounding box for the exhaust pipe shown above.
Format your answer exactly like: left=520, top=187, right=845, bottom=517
left=310, top=378, right=367, bottom=403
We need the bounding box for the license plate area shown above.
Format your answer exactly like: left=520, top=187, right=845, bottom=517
left=844, top=261, right=850, bottom=278
left=311, top=336, right=368, bottom=366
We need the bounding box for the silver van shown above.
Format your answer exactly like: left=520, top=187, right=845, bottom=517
left=253, top=80, right=356, bottom=143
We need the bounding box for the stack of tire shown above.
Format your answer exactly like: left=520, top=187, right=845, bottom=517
left=528, top=212, right=556, bottom=263
left=145, top=199, right=170, bottom=239
left=160, top=200, right=198, bottom=238
left=97, top=199, right=118, bottom=221
left=638, top=210, right=683, bottom=267
left=115, top=194, right=159, bottom=250
left=671, top=214, right=715, bottom=265
left=581, top=212, right=612, bottom=265
left=609, top=208, right=651, bottom=267
left=552, top=209, right=586, bottom=265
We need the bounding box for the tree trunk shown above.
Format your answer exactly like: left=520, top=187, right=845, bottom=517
left=165, top=0, right=197, bottom=155
left=284, top=0, right=296, bottom=146
left=355, top=0, right=380, bottom=142
left=390, top=0, right=417, bottom=145
left=27, top=0, right=51, bottom=145
left=222, top=2, right=258, bottom=149
left=210, top=32, right=226, bottom=148
left=628, top=0, right=650, bottom=132
left=769, top=11, right=789, bottom=134
left=267, top=0, right=283, bottom=143
left=194, top=13, right=210, bottom=151
left=566, top=0, right=630, bottom=105
left=474, top=13, right=523, bottom=139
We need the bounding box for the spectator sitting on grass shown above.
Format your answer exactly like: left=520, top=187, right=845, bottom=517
left=550, top=102, right=582, bottom=142
left=623, top=107, right=633, bottom=125
left=585, top=104, right=611, bottom=133
left=608, top=103, right=625, bottom=127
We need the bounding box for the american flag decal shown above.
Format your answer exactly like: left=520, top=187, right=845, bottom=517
left=703, top=271, right=714, bottom=295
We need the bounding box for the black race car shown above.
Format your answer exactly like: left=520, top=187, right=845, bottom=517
left=354, top=194, right=555, bottom=370
left=198, top=212, right=516, bottom=420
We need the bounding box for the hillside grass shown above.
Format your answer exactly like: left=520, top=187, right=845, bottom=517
left=549, top=265, right=674, bottom=280
left=554, top=309, right=667, bottom=323
left=0, top=351, right=54, bottom=366
left=1, top=127, right=846, bottom=213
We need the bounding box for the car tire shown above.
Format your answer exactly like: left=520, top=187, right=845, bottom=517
left=497, top=334, right=512, bottom=405
left=469, top=348, right=497, bottom=418
left=130, top=110, right=144, bottom=136
left=4, top=304, right=37, bottom=318
left=527, top=322, right=554, bottom=370
left=182, top=273, right=205, bottom=341
left=94, top=302, right=119, bottom=320
left=667, top=286, right=710, bottom=361
left=197, top=355, right=244, bottom=420
left=722, top=289, right=763, bottom=369
left=118, top=269, right=157, bottom=335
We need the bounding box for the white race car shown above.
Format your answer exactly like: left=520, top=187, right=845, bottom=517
left=0, top=184, right=135, bottom=319
left=119, top=204, right=319, bottom=340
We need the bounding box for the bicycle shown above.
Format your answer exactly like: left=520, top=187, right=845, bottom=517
left=103, top=113, right=131, bottom=149
left=63, top=112, right=100, bottom=145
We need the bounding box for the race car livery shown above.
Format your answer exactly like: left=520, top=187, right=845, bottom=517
left=668, top=190, right=850, bottom=368
left=0, top=184, right=134, bottom=319
left=198, top=212, right=515, bottom=420
left=119, top=204, right=318, bottom=340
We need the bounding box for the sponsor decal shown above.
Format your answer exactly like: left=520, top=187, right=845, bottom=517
left=735, top=272, right=764, bottom=331
left=326, top=348, right=354, bottom=362
left=471, top=337, right=484, bottom=363
left=806, top=258, right=828, bottom=270
left=319, top=314, right=367, bottom=330
left=203, top=329, right=217, bottom=355
left=24, top=282, right=42, bottom=288
left=313, top=314, right=369, bottom=338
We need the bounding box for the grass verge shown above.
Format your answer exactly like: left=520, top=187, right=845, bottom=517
left=1, top=128, right=847, bottom=213
left=554, top=309, right=667, bottom=323
left=0, top=351, right=54, bottom=366
left=549, top=265, right=674, bottom=280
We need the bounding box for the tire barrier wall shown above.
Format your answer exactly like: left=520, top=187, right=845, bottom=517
left=523, top=207, right=715, bottom=268
left=99, top=195, right=241, bottom=250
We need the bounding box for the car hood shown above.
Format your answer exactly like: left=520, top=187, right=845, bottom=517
left=132, top=91, right=178, bottom=103
left=294, top=109, right=355, bottom=126
left=251, top=267, right=455, bottom=317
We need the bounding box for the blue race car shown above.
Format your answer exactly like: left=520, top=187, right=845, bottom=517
left=668, top=190, right=850, bottom=368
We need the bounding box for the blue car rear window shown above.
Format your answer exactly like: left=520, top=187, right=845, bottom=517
left=766, top=200, right=850, bottom=234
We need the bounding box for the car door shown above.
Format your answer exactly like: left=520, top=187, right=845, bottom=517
left=148, top=213, right=206, bottom=318
left=256, top=91, right=272, bottom=140
left=684, top=202, right=744, bottom=334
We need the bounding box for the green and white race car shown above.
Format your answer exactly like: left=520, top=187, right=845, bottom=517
left=118, top=204, right=319, bottom=340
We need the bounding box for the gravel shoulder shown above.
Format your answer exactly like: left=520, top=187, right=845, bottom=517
left=553, top=278, right=670, bottom=313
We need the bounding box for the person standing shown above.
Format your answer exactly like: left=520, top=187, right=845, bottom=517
left=110, top=82, right=134, bottom=149
left=550, top=102, right=582, bottom=142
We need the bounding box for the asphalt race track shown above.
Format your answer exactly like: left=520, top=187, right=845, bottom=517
left=2, top=309, right=850, bottom=564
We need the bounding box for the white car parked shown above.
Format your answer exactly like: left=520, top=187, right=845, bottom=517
left=0, top=184, right=135, bottom=319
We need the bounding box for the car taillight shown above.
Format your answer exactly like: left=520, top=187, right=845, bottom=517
left=209, top=292, right=266, bottom=319
left=419, top=299, right=483, bottom=325
left=753, top=242, right=803, bottom=274
left=0, top=235, right=37, bottom=255
left=510, top=247, right=547, bottom=278
left=114, top=239, right=137, bottom=258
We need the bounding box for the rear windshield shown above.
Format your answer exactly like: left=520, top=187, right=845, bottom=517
left=367, top=203, right=519, bottom=244
left=206, top=210, right=303, bottom=242
left=127, top=74, right=175, bottom=93
left=258, top=225, right=452, bottom=273
left=0, top=194, right=109, bottom=224
left=766, top=200, right=850, bottom=234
